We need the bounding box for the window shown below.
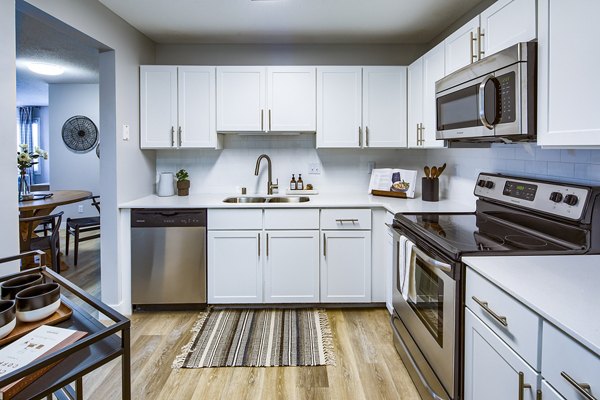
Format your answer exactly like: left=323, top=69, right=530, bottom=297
left=17, top=118, right=42, bottom=175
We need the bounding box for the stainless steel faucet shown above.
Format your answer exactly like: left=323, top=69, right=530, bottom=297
left=254, top=154, right=278, bottom=195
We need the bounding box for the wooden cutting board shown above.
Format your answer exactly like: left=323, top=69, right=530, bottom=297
left=0, top=302, right=72, bottom=347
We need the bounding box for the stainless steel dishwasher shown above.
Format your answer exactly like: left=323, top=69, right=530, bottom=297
left=131, top=208, right=207, bottom=310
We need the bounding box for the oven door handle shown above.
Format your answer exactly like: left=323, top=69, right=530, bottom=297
left=412, top=246, right=452, bottom=273
left=478, top=74, right=496, bottom=130
left=391, top=314, right=449, bottom=400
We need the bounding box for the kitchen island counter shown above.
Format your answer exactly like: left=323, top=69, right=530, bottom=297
left=463, top=255, right=600, bottom=357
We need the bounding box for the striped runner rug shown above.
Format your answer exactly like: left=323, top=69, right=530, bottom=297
left=173, top=308, right=335, bottom=368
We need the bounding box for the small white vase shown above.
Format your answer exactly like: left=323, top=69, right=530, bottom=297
left=157, top=172, right=175, bottom=197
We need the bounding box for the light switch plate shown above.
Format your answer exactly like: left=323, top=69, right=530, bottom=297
left=122, top=124, right=130, bottom=141
left=309, top=163, right=321, bottom=174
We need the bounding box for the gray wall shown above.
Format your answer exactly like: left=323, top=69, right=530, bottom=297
left=49, top=83, right=100, bottom=221
left=20, top=0, right=156, bottom=309
left=155, top=43, right=428, bottom=65
left=0, top=0, right=20, bottom=270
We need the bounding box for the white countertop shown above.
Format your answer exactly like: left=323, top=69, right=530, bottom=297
left=463, top=255, right=600, bottom=356
left=119, top=193, right=474, bottom=215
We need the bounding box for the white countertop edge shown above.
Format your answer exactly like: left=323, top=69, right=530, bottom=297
left=118, top=193, right=474, bottom=215
left=463, top=255, right=600, bottom=357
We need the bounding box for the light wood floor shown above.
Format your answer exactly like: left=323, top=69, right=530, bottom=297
left=59, top=232, right=421, bottom=400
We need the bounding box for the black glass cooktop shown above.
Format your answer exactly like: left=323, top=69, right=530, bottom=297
left=393, top=211, right=585, bottom=260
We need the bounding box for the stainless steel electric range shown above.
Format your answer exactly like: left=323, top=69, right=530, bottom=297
left=390, top=172, right=600, bottom=400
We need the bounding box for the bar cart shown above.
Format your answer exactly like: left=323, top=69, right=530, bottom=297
left=0, top=251, right=130, bottom=399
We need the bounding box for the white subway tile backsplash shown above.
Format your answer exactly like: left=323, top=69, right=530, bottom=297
left=525, top=160, right=548, bottom=175
left=513, top=144, right=536, bottom=160
left=560, top=149, right=591, bottom=163
left=546, top=161, right=575, bottom=178
left=534, top=147, right=562, bottom=162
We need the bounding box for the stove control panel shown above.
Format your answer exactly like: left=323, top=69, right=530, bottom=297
left=474, top=173, right=590, bottom=220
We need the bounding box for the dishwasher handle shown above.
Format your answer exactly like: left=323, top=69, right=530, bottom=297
left=131, top=209, right=207, bottom=227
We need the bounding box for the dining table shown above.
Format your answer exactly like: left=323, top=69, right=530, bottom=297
left=18, top=190, right=93, bottom=269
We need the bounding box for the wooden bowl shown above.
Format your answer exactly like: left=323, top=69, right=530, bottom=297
left=1, top=273, right=43, bottom=300
left=0, top=300, right=16, bottom=339
left=15, top=283, right=61, bottom=322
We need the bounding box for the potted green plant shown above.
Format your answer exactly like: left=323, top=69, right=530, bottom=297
left=176, top=169, right=190, bottom=196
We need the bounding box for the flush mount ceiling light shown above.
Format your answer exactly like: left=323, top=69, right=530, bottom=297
left=27, top=62, right=65, bottom=76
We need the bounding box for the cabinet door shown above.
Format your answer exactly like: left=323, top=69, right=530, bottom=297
left=264, top=231, right=319, bottom=303
left=140, top=66, right=177, bottom=148
left=538, top=0, right=600, bottom=147
left=407, top=58, right=424, bottom=148
left=480, top=0, right=536, bottom=58
left=464, top=309, right=539, bottom=400
left=541, top=380, right=565, bottom=400
left=316, top=67, right=363, bottom=148
left=321, top=231, right=371, bottom=302
left=267, top=67, right=316, bottom=132
left=178, top=66, right=217, bottom=148
left=444, top=16, right=480, bottom=74
left=208, top=231, right=262, bottom=304
left=422, top=43, right=446, bottom=148
left=217, top=67, right=266, bottom=132
left=362, top=67, right=407, bottom=148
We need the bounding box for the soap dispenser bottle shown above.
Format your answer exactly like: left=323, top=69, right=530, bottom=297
left=290, top=174, right=296, bottom=190
left=297, top=174, right=304, bottom=190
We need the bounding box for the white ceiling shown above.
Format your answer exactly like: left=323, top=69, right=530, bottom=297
left=98, top=0, right=483, bottom=44
left=16, top=12, right=99, bottom=106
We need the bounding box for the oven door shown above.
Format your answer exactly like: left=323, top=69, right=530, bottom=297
left=436, top=63, right=521, bottom=140
left=392, top=231, right=456, bottom=398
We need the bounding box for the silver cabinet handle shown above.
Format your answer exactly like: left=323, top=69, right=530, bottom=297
left=478, top=74, right=496, bottom=130
left=323, top=233, right=326, bottom=257
left=266, top=233, right=269, bottom=257
left=561, top=371, right=596, bottom=400
left=177, top=126, right=182, bottom=147
left=268, top=109, right=272, bottom=132
left=518, top=372, right=532, bottom=400
left=470, top=31, right=477, bottom=63
left=336, top=219, right=358, bottom=224
left=358, top=126, right=363, bottom=147
left=471, top=296, right=508, bottom=326
left=366, top=126, right=370, bottom=147
left=478, top=27, right=485, bottom=59
left=171, top=126, right=175, bottom=147
left=258, top=233, right=261, bottom=257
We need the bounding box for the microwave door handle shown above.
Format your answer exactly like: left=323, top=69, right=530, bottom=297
left=412, top=247, right=452, bottom=273
left=478, top=74, right=495, bottom=130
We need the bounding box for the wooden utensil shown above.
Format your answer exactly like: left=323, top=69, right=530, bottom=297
left=437, top=163, right=447, bottom=177
left=431, top=166, right=438, bottom=179
left=424, top=166, right=430, bottom=178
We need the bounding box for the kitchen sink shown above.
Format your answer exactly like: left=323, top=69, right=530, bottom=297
left=222, top=196, right=267, bottom=203
left=222, top=196, right=310, bottom=203
left=266, top=196, right=310, bottom=203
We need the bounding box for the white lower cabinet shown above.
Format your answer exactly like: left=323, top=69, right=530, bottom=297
left=208, top=230, right=262, bottom=304
left=320, top=230, right=371, bottom=303
left=464, top=309, right=539, bottom=400
left=264, top=230, right=319, bottom=303
left=541, top=380, right=565, bottom=400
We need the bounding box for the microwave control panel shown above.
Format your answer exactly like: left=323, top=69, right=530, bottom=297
left=496, top=72, right=516, bottom=124
left=474, top=173, right=589, bottom=221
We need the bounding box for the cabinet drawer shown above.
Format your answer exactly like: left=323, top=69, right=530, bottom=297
left=320, top=209, right=371, bottom=230
left=264, top=209, right=319, bottom=230
left=208, top=209, right=262, bottom=230
left=542, top=321, right=600, bottom=400
left=466, top=269, right=541, bottom=369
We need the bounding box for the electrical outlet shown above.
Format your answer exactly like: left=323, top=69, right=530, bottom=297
left=367, top=161, right=375, bottom=173
left=78, top=205, right=84, bottom=213
left=122, top=124, right=130, bottom=141
left=309, top=163, right=321, bottom=175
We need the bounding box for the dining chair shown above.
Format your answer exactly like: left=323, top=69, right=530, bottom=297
left=65, top=195, right=100, bottom=266
left=19, top=211, right=63, bottom=273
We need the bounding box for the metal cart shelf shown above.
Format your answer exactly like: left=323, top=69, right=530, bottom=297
left=0, top=251, right=130, bottom=400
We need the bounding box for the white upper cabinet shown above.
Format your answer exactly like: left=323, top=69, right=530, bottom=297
left=217, top=66, right=316, bottom=132
left=141, top=66, right=217, bottom=149
left=444, top=16, right=481, bottom=75
left=217, top=66, right=266, bottom=132
left=178, top=66, right=217, bottom=148
left=362, top=67, right=407, bottom=148
left=267, top=67, right=316, bottom=132
left=538, top=0, right=600, bottom=147
left=408, top=43, right=446, bottom=149
left=317, top=67, right=363, bottom=148
left=140, top=66, right=178, bottom=148
left=480, top=0, right=536, bottom=58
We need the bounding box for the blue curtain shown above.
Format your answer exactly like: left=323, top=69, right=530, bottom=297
left=18, top=106, right=34, bottom=150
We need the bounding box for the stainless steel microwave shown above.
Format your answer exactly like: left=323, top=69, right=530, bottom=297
left=435, top=42, right=536, bottom=142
